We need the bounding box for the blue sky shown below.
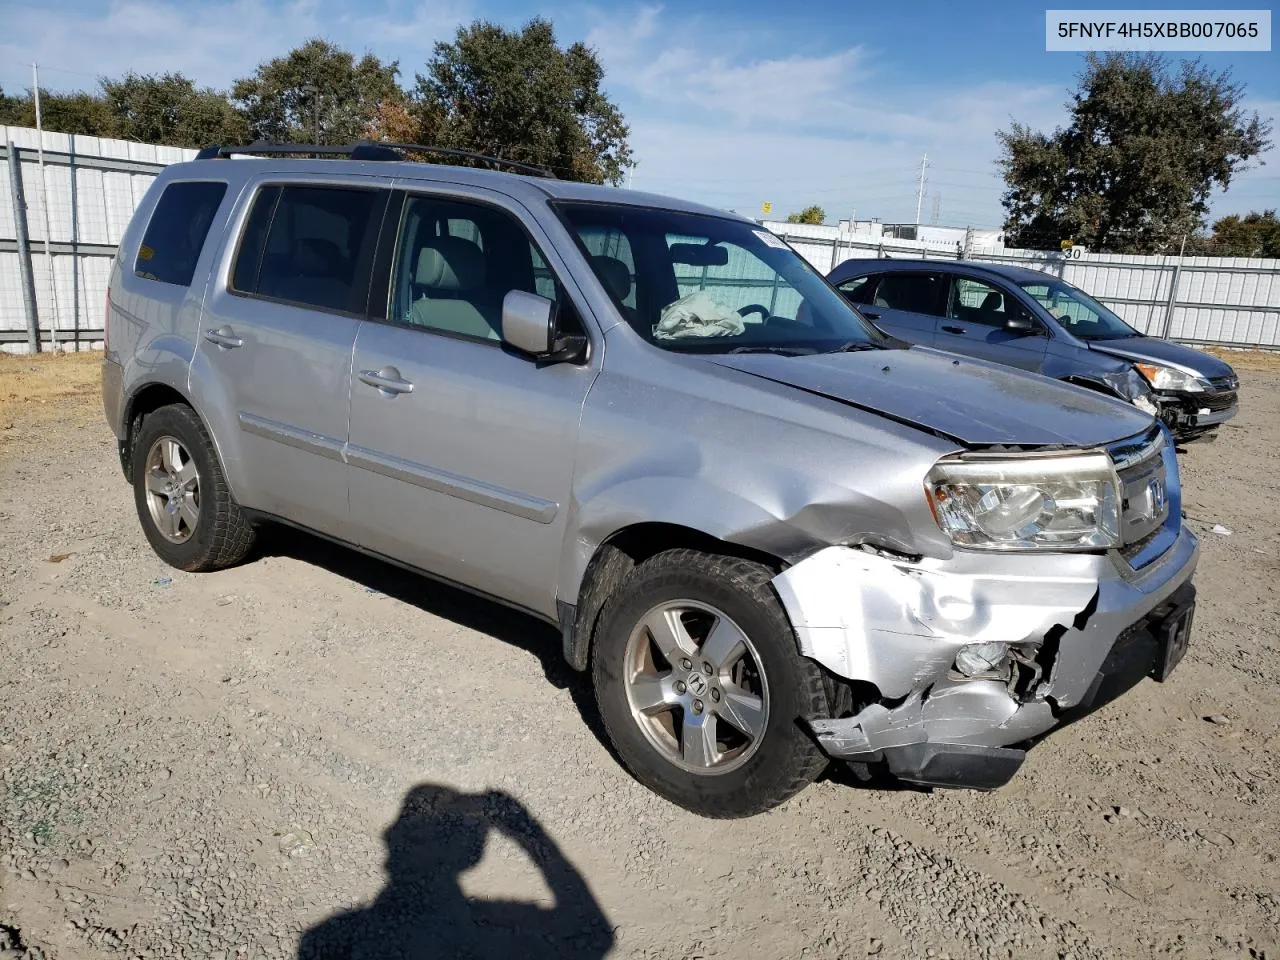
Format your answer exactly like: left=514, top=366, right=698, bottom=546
left=1, top=0, right=1276, bottom=227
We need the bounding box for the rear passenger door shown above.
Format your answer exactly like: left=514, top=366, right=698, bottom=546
left=345, top=188, right=596, bottom=617
left=191, top=179, right=388, bottom=539
left=935, top=274, right=1049, bottom=371
left=852, top=272, right=946, bottom=345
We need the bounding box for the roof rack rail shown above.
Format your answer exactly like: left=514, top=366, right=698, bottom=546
left=193, top=140, right=556, bottom=178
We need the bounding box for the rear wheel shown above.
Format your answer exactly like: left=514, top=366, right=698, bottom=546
left=592, top=549, right=829, bottom=818
left=132, top=403, right=255, bottom=571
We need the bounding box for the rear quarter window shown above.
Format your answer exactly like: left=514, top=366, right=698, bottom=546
left=134, top=181, right=228, bottom=286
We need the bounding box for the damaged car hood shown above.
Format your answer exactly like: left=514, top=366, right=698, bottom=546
left=1086, top=336, right=1236, bottom=381
left=709, top=347, right=1154, bottom=447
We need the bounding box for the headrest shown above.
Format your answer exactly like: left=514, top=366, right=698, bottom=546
left=980, top=291, right=1004, bottom=312
left=591, top=255, right=631, bottom=302
left=416, top=236, right=485, bottom=292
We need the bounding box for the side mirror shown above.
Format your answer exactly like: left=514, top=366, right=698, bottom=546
left=501, top=290, right=587, bottom=362
left=502, top=290, right=555, bottom=355
left=1004, top=310, right=1038, bottom=335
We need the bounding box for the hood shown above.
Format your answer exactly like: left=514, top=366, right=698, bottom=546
left=1088, top=336, right=1235, bottom=382
left=708, top=347, right=1154, bottom=447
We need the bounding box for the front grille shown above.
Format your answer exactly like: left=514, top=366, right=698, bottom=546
left=1200, top=391, right=1237, bottom=412
left=1208, top=374, right=1239, bottom=391
left=1109, top=428, right=1169, bottom=548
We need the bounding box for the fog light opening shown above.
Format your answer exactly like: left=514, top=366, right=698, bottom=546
left=953, top=642, right=1012, bottom=679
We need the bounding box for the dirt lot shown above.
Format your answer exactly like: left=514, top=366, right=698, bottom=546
left=1, top=351, right=1278, bottom=960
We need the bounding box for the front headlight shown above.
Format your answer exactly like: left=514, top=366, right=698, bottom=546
left=925, top=453, right=1121, bottom=551
left=1135, top=362, right=1208, bottom=393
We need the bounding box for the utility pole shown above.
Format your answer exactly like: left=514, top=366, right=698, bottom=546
left=914, top=153, right=929, bottom=225
left=32, top=62, right=60, bottom=353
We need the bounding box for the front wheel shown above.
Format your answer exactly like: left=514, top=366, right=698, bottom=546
left=592, top=549, right=829, bottom=818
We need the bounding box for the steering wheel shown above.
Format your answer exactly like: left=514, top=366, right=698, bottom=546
left=737, top=304, right=770, bottom=321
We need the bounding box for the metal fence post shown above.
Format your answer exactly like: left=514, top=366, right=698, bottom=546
left=6, top=141, right=40, bottom=353
left=1160, top=262, right=1182, bottom=340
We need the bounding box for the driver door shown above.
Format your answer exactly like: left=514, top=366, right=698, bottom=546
left=934, top=275, right=1048, bottom=371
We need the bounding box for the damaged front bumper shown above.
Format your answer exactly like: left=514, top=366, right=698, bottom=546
left=772, top=526, right=1199, bottom=789
left=1157, top=387, right=1238, bottom=437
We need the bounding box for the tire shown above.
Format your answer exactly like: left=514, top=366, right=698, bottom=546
left=592, top=548, right=829, bottom=818
left=132, top=403, right=255, bottom=572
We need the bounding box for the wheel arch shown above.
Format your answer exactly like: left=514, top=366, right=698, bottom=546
left=560, top=521, right=786, bottom=672
left=119, top=382, right=233, bottom=497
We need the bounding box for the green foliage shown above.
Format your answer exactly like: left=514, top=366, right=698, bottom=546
left=411, top=17, right=632, bottom=184
left=785, top=205, right=825, bottom=225
left=231, top=38, right=403, bottom=144
left=102, top=73, right=247, bottom=148
left=2, top=26, right=633, bottom=186
left=998, top=53, right=1272, bottom=254
left=0, top=85, right=113, bottom=137
left=1196, top=210, right=1280, bottom=258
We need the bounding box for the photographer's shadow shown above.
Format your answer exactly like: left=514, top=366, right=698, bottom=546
left=299, top=784, right=615, bottom=959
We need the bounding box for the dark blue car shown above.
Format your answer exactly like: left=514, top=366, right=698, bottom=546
left=828, top=258, right=1239, bottom=441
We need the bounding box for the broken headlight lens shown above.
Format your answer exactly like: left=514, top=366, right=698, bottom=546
left=925, top=453, right=1121, bottom=551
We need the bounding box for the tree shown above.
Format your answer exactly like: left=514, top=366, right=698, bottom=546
left=0, top=86, right=113, bottom=137
left=998, top=53, right=1272, bottom=254
left=231, top=39, right=402, bottom=144
left=785, top=205, right=825, bottom=225
left=1198, top=210, right=1280, bottom=258
left=411, top=18, right=631, bottom=184
left=102, top=73, right=246, bottom=148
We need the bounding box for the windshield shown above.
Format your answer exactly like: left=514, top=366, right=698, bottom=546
left=1018, top=278, right=1139, bottom=341
left=556, top=202, right=886, bottom=354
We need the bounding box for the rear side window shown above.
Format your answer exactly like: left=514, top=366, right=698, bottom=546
left=134, top=181, right=228, bottom=286
left=873, top=273, right=946, bottom=316
left=837, top=275, right=875, bottom=304
left=230, top=185, right=385, bottom=315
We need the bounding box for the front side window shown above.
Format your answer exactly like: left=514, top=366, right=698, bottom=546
left=230, top=184, right=383, bottom=314
left=948, top=277, right=1008, bottom=327
left=388, top=195, right=564, bottom=342
left=1019, top=279, right=1138, bottom=340
left=135, top=181, right=228, bottom=286
left=558, top=203, right=886, bottom=354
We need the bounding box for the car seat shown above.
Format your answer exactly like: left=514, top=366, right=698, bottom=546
left=978, top=291, right=1004, bottom=323
left=407, top=236, right=502, bottom=340
left=591, top=254, right=642, bottom=329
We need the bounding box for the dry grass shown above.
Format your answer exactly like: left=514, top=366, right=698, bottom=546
left=0, top=351, right=102, bottom=444
left=1205, top=346, right=1280, bottom=374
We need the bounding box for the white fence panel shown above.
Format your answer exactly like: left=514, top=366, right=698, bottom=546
left=1, top=126, right=194, bottom=351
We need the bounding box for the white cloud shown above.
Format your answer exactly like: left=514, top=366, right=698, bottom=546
left=587, top=6, right=1063, bottom=224
left=0, top=0, right=468, bottom=93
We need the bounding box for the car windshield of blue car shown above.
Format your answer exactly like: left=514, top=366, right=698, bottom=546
left=556, top=202, right=889, bottom=354
left=1018, top=279, right=1140, bottom=341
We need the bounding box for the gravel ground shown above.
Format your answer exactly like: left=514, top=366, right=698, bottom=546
left=1, top=357, right=1278, bottom=960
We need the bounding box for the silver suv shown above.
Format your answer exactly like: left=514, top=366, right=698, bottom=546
left=102, top=143, right=1199, bottom=817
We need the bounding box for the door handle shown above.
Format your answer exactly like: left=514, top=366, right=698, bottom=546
left=203, top=326, right=243, bottom=349
left=941, top=325, right=967, bottom=335
left=359, top=367, right=414, bottom=395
